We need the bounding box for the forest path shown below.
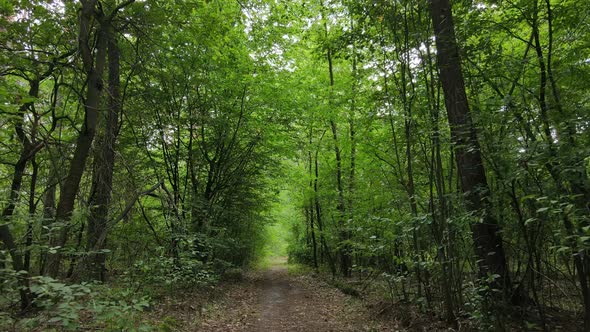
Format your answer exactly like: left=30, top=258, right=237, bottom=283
left=250, top=257, right=342, bottom=331
left=198, top=257, right=396, bottom=331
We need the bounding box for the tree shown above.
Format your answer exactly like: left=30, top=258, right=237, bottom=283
left=45, top=0, right=112, bottom=277
left=74, top=19, right=123, bottom=281
left=1, top=0, right=590, bottom=329
left=428, top=0, right=512, bottom=299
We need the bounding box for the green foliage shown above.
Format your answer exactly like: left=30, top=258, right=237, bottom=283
left=288, top=241, right=315, bottom=265
left=29, top=276, right=91, bottom=328
left=461, top=275, right=504, bottom=332
left=125, top=255, right=219, bottom=296
left=157, top=316, right=181, bottom=332
left=0, top=0, right=589, bottom=329
left=0, top=272, right=151, bottom=331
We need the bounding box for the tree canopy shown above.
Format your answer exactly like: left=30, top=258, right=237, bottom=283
left=1, top=0, right=589, bottom=330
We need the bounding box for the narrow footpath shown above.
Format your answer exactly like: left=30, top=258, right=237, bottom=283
left=198, top=258, right=398, bottom=331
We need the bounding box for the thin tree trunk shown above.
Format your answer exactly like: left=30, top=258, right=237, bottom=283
left=24, top=157, right=39, bottom=272
left=309, top=145, right=318, bottom=270
left=314, top=149, right=336, bottom=276
left=0, top=79, right=44, bottom=310
left=347, top=11, right=357, bottom=278
left=39, top=156, right=59, bottom=275
left=530, top=2, right=590, bottom=324
left=320, top=0, right=350, bottom=277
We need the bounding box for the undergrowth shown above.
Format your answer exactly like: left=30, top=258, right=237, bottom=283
left=0, top=254, right=231, bottom=331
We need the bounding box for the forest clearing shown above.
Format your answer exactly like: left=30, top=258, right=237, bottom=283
left=1, top=0, right=589, bottom=331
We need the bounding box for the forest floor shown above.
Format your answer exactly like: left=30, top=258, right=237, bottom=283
left=140, top=257, right=581, bottom=332
left=198, top=257, right=398, bottom=331
left=150, top=257, right=405, bottom=331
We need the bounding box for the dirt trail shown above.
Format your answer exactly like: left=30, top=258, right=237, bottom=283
left=250, top=258, right=341, bottom=331
left=198, top=257, right=393, bottom=331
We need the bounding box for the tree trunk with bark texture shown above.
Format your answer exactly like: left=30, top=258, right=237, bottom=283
left=46, top=0, right=108, bottom=277
left=429, top=0, right=512, bottom=298
left=0, top=80, right=43, bottom=310
left=76, top=26, right=121, bottom=281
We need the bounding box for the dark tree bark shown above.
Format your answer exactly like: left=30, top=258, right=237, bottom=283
left=0, top=78, right=46, bottom=310
left=347, top=10, right=358, bottom=280
left=24, top=157, right=39, bottom=272
left=45, top=0, right=134, bottom=277
left=76, top=26, right=122, bottom=281
left=314, top=148, right=336, bottom=276
left=46, top=0, right=108, bottom=276
left=308, top=132, right=318, bottom=270
left=0, top=149, right=33, bottom=308
left=330, top=117, right=350, bottom=277
left=39, top=156, right=59, bottom=276
left=422, top=35, right=457, bottom=323
left=429, top=0, right=512, bottom=297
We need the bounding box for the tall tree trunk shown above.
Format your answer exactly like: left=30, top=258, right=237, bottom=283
left=0, top=80, right=43, bottom=310
left=330, top=117, right=350, bottom=277
left=308, top=134, right=319, bottom=270
left=76, top=26, right=121, bottom=281
left=314, top=149, right=336, bottom=276
left=39, top=155, right=59, bottom=276
left=347, top=11, right=357, bottom=278
left=24, top=157, right=39, bottom=272
left=396, top=5, right=424, bottom=298
left=320, top=0, right=350, bottom=277
left=46, top=1, right=108, bottom=277
left=423, top=36, right=456, bottom=322
left=0, top=152, right=33, bottom=310
left=429, top=0, right=512, bottom=298
left=0, top=47, right=68, bottom=284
